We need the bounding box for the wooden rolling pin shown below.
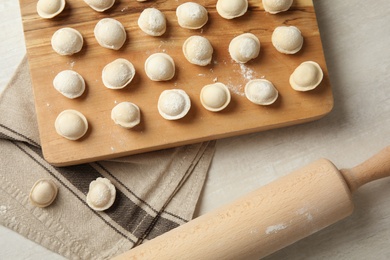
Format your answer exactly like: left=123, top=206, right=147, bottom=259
left=113, top=146, right=390, bottom=260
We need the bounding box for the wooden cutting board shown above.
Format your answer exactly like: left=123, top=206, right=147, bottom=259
left=20, top=0, right=332, bottom=166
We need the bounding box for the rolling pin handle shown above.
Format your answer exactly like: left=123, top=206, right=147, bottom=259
left=340, top=146, right=390, bottom=192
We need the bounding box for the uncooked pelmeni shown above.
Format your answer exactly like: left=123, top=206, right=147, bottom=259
left=245, top=79, right=278, bottom=105
left=29, top=179, right=58, bottom=208
left=84, top=0, right=115, bottom=12
left=138, top=8, right=166, bottom=36
left=53, top=70, right=85, bottom=99
left=94, top=18, right=126, bottom=50
left=51, top=28, right=83, bottom=55
left=200, top=82, right=231, bottom=112
left=86, top=177, right=116, bottom=211
left=176, top=2, right=208, bottom=29
left=145, top=53, right=175, bottom=81
left=111, top=102, right=141, bottom=128
left=229, top=33, right=260, bottom=63
left=102, top=58, right=135, bottom=89
left=55, top=110, right=88, bottom=140
left=216, top=0, right=248, bottom=19
left=183, top=36, right=213, bottom=66
left=262, top=0, right=293, bottom=14
left=158, top=89, right=191, bottom=120
left=36, top=0, right=65, bottom=19
left=272, top=26, right=303, bottom=54
left=289, top=61, right=323, bottom=91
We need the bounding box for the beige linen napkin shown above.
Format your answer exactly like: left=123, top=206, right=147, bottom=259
left=0, top=56, right=215, bottom=259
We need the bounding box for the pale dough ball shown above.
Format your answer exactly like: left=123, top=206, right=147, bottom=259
left=51, top=28, right=83, bottom=56
left=86, top=177, right=116, bottom=211
left=229, top=33, right=260, bottom=63
left=94, top=18, right=126, bottom=50
left=102, top=58, right=135, bottom=89
left=55, top=110, right=88, bottom=140
left=216, top=0, right=248, bottom=19
left=262, top=0, right=293, bottom=14
left=37, top=0, right=65, bottom=19
left=158, top=89, right=191, bottom=120
left=200, top=82, right=231, bottom=112
left=245, top=79, right=279, bottom=105
left=84, top=0, right=115, bottom=12
left=138, top=8, right=166, bottom=36
left=272, top=26, right=303, bottom=54
left=111, top=102, right=141, bottom=128
left=145, top=53, right=175, bottom=81
left=183, top=36, right=213, bottom=66
left=289, top=61, right=323, bottom=91
left=176, top=2, right=208, bottom=29
left=29, top=179, right=58, bottom=208
left=53, top=70, right=85, bottom=99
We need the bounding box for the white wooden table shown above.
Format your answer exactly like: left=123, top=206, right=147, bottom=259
left=1, top=0, right=389, bottom=259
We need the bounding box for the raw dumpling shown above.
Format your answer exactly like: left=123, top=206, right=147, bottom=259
left=229, top=33, right=260, bottom=63
left=84, top=0, right=115, bottom=12
left=51, top=28, right=83, bottom=55
left=262, top=0, right=293, bottom=14
left=289, top=61, right=323, bottom=91
left=86, top=178, right=116, bottom=211
left=183, top=36, right=213, bottom=66
left=37, top=0, right=65, bottom=19
left=145, top=53, right=175, bottom=81
left=53, top=70, right=85, bottom=99
left=55, top=110, right=88, bottom=140
left=216, top=0, right=248, bottom=19
left=272, top=26, right=303, bottom=54
left=158, top=89, right=191, bottom=120
left=29, top=179, right=58, bottom=208
left=102, top=58, right=135, bottom=89
left=200, top=82, right=231, bottom=112
left=94, top=18, right=126, bottom=50
left=176, top=2, right=208, bottom=29
left=244, top=79, right=278, bottom=105
left=111, top=102, right=141, bottom=128
left=138, top=8, right=166, bottom=36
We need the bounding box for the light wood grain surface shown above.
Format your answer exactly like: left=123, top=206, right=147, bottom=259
left=1, top=0, right=390, bottom=259
left=20, top=0, right=332, bottom=166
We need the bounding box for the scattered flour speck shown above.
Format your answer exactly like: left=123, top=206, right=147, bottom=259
left=265, top=224, right=287, bottom=234
left=68, top=60, right=75, bottom=68
left=226, top=81, right=244, bottom=96
left=0, top=205, right=7, bottom=215
left=296, top=207, right=314, bottom=222
left=239, top=63, right=256, bottom=81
